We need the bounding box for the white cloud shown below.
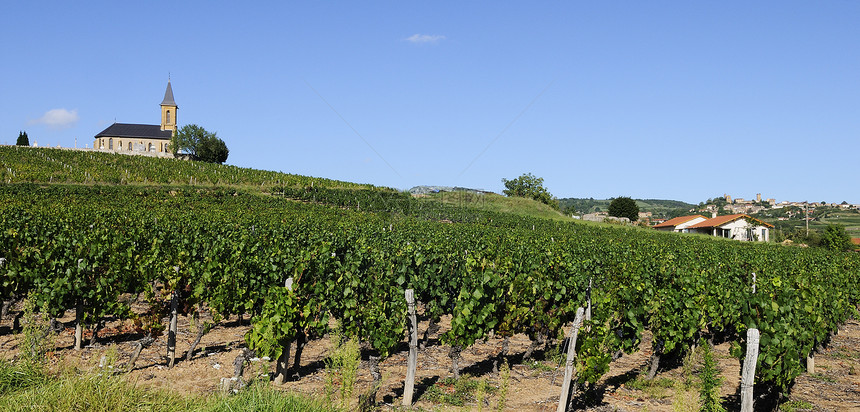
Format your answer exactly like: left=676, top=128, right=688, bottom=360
left=32, top=108, right=79, bottom=129
left=405, top=34, right=446, bottom=44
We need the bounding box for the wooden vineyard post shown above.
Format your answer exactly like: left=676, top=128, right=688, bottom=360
left=740, top=328, right=760, bottom=412
left=585, top=277, right=592, bottom=331
left=402, top=289, right=418, bottom=406
left=167, top=290, right=178, bottom=368
left=74, top=300, right=84, bottom=350
left=557, top=307, right=585, bottom=412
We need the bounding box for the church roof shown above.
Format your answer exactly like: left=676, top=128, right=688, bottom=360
left=95, top=123, right=173, bottom=140
left=161, top=81, right=176, bottom=106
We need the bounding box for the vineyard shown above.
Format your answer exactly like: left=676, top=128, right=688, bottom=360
left=1, top=146, right=860, bottom=409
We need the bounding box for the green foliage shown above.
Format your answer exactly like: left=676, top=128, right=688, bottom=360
left=501, top=173, right=559, bottom=210
left=625, top=376, right=676, bottom=399
left=496, top=360, right=509, bottom=412
left=1, top=147, right=860, bottom=400
left=197, top=133, right=229, bottom=164
left=698, top=341, right=725, bottom=412
left=19, top=295, right=55, bottom=365
left=821, top=224, right=852, bottom=251
left=0, top=359, right=48, bottom=396
left=209, top=380, right=341, bottom=412
left=16, top=131, right=29, bottom=146
left=779, top=399, right=814, bottom=412
left=246, top=287, right=297, bottom=359
left=424, top=375, right=497, bottom=407
left=559, top=197, right=695, bottom=218
left=0, top=365, right=336, bottom=412
left=324, top=328, right=361, bottom=409
left=608, top=196, right=639, bottom=221
left=170, top=124, right=229, bottom=164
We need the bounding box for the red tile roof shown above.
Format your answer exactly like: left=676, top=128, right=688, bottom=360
left=653, top=215, right=707, bottom=228
left=687, top=214, right=774, bottom=229
left=851, top=238, right=860, bottom=245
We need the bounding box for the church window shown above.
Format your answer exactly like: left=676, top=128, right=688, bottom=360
left=148, top=143, right=154, bottom=152
left=166, top=110, right=171, bottom=124
left=108, top=138, right=113, bottom=150
left=128, top=142, right=132, bottom=150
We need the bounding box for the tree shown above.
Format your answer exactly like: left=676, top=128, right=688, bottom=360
left=501, top=173, right=559, bottom=210
left=170, top=124, right=229, bottom=164
left=196, top=134, right=229, bottom=164
left=821, top=224, right=852, bottom=252
left=16, top=131, right=29, bottom=146
left=608, top=196, right=639, bottom=221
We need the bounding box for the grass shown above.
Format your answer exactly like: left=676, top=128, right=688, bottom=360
left=779, top=399, right=814, bottom=412
left=624, top=376, right=677, bottom=399
left=424, top=375, right=497, bottom=407
left=0, top=360, right=338, bottom=412
left=420, top=191, right=571, bottom=221
left=808, top=372, right=837, bottom=383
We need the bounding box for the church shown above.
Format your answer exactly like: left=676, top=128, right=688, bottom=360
left=93, top=80, right=178, bottom=154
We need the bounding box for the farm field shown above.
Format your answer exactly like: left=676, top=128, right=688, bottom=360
left=2, top=303, right=859, bottom=411
left=2, top=147, right=860, bottom=411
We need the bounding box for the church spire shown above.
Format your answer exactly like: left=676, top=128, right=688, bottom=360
left=160, top=79, right=177, bottom=132
left=161, top=79, right=176, bottom=106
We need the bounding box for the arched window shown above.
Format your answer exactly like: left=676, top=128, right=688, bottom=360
left=118, top=141, right=122, bottom=150
left=128, top=142, right=132, bottom=150
left=108, top=138, right=113, bottom=150
left=166, top=110, right=171, bottom=124
left=148, top=143, right=154, bottom=152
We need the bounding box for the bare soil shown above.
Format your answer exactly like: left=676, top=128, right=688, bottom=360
left=2, top=303, right=859, bottom=411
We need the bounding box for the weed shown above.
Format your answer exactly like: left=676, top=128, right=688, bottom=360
left=496, top=360, right=510, bottom=412
left=779, top=399, right=814, bottom=412
left=323, top=326, right=360, bottom=409
left=698, top=341, right=725, bottom=412
left=0, top=359, right=48, bottom=395
left=475, top=377, right=487, bottom=412
left=19, top=295, right=55, bottom=365
left=808, top=373, right=836, bottom=383
left=425, top=375, right=491, bottom=406
left=626, top=376, right=676, bottom=399
left=526, top=359, right=555, bottom=373
left=671, top=379, right=699, bottom=412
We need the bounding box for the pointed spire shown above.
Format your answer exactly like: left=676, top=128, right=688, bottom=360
left=161, top=79, right=176, bottom=106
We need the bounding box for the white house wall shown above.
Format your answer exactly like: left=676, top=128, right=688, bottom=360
left=717, top=219, right=769, bottom=241
left=675, top=217, right=707, bottom=232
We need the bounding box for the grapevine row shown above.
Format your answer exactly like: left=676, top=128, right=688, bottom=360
left=1, top=184, right=858, bottom=394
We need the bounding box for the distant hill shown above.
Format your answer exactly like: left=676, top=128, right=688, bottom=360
left=559, top=197, right=696, bottom=217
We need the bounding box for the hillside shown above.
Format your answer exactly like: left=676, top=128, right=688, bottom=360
left=0, top=146, right=381, bottom=191
left=559, top=197, right=695, bottom=216
left=2, top=146, right=860, bottom=411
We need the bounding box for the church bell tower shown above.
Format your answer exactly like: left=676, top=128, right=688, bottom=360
left=160, top=79, right=178, bottom=133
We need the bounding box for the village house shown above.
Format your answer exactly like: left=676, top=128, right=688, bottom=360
left=655, top=214, right=772, bottom=242
left=653, top=215, right=708, bottom=233
left=685, top=214, right=772, bottom=242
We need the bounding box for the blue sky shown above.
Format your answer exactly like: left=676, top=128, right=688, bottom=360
left=3, top=2, right=858, bottom=203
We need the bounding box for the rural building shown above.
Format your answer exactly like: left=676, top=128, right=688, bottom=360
left=93, top=80, right=177, bottom=154
left=653, top=215, right=708, bottom=233
left=685, top=214, right=772, bottom=242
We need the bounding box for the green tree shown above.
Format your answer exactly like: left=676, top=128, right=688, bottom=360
left=608, top=196, right=639, bottom=221
left=196, top=134, right=229, bottom=164
left=501, top=173, right=559, bottom=210
left=16, top=131, right=29, bottom=146
left=170, top=124, right=229, bottom=164
left=821, top=224, right=852, bottom=251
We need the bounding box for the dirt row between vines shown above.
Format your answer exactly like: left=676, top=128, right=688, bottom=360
left=1, top=305, right=859, bottom=411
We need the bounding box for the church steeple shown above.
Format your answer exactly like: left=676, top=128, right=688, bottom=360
left=160, top=79, right=177, bottom=132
